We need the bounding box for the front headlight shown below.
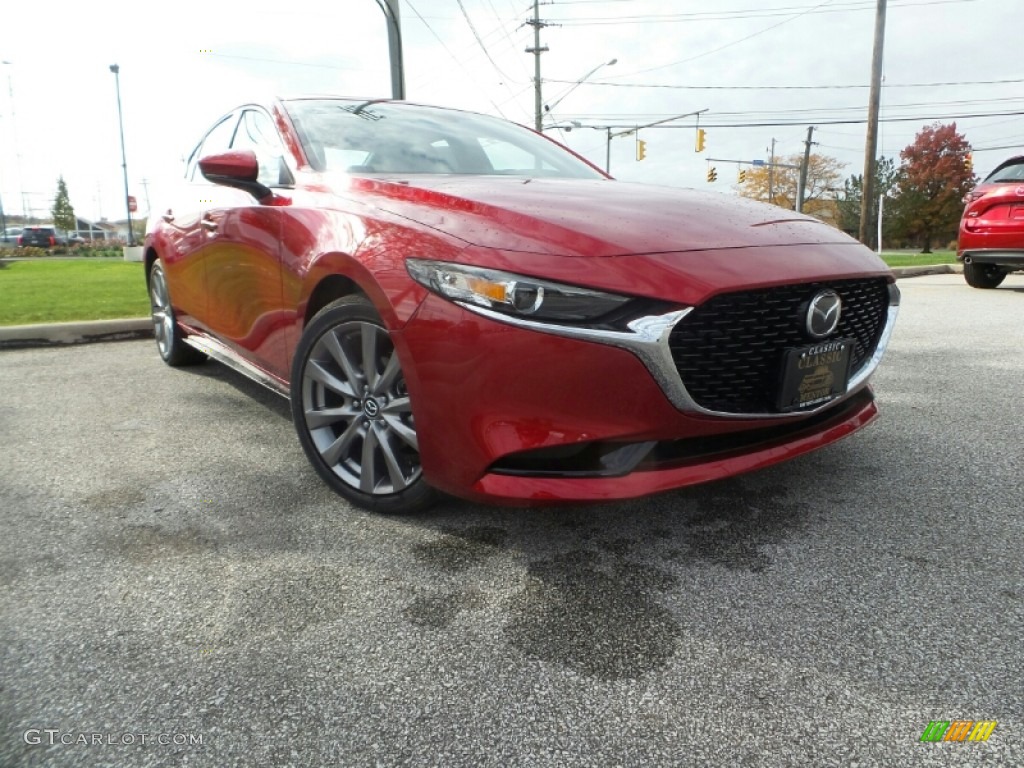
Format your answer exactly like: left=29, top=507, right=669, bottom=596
left=406, top=259, right=631, bottom=322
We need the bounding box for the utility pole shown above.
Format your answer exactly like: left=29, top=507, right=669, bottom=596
left=796, top=126, right=815, bottom=213
left=526, top=0, right=549, bottom=131
left=768, top=138, right=776, bottom=205
left=859, top=0, right=887, bottom=246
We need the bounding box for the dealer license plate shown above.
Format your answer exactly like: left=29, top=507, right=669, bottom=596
left=776, top=339, right=853, bottom=412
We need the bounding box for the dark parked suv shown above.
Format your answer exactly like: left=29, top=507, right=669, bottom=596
left=18, top=226, right=67, bottom=248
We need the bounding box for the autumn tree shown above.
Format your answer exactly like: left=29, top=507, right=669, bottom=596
left=890, top=123, right=974, bottom=253
left=51, top=176, right=76, bottom=233
left=737, top=153, right=846, bottom=223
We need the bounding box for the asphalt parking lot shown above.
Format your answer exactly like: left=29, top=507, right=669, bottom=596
left=1, top=273, right=1022, bottom=767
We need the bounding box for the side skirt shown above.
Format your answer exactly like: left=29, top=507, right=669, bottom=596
left=183, top=334, right=291, bottom=399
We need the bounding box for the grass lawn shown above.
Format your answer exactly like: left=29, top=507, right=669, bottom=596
left=0, top=259, right=150, bottom=326
left=0, top=249, right=960, bottom=326
left=879, top=249, right=957, bottom=267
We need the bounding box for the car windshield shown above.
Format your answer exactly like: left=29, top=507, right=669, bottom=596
left=284, top=98, right=603, bottom=179
left=985, top=159, right=1024, bottom=183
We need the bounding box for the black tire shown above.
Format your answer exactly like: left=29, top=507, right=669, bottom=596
left=148, top=260, right=206, bottom=366
left=964, top=261, right=1007, bottom=289
left=290, top=296, right=435, bottom=514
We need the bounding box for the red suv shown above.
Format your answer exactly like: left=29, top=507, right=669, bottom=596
left=958, top=155, right=1024, bottom=288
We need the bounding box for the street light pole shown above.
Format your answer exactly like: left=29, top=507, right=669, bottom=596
left=109, top=64, right=135, bottom=247
left=543, top=58, right=617, bottom=119
left=374, top=0, right=405, bottom=100
left=3, top=60, right=27, bottom=220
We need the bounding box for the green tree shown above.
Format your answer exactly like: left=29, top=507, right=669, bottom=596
left=837, top=156, right=899, bottom=243
left=51, top=176, right=76, bottom=233
left=890, top=123, right=974, bottom=253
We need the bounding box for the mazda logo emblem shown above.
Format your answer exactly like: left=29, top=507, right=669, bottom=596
left=363, top=399, right=380, bottom=418
left=806, top=290, right=842, bottom=339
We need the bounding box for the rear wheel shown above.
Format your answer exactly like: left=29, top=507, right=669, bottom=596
left=964, top=261, right=1007, bottom=289
left=148, top=260, right=205, bottom=366
left=290, top=296, right=434, bottom=514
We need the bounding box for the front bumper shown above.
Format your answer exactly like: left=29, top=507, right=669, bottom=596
left=396, top=292, right=887, bottom=505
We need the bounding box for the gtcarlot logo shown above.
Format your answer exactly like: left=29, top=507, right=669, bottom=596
left=23, top=729, right=203, bottom=747
left=920, top=720, right=997, bottom=742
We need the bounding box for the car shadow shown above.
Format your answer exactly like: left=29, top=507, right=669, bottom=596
left=175, top=359, right=292, bottom=421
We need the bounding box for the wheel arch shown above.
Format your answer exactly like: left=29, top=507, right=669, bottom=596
left=298, top=249, right=425, bottom=333
left=303, top=274, right=366, bottom=329
left=144, top=246, right=160, bottom=286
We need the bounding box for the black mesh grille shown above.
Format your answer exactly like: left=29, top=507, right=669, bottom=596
left=669, top=277, right=891, bottom=414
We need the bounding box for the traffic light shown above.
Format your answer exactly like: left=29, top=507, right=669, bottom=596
left=636, top=139, right=647, bottom=161
left=964, top=152, right=974, bottom=172
left=707, top=166, right=717, bottom=183
left=695, top=128, right=706, bottom=153
left=738, top=168, right=747, bottom=183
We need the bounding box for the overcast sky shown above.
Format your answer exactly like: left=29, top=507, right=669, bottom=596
left=0, top=0, right=1020, bottom=224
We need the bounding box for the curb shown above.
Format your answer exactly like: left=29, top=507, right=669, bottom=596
left=891, top=263, right=962, bottom=278
left=0, top=318, right=152, bottom=350
left=0, top=265, right=963, bottom=350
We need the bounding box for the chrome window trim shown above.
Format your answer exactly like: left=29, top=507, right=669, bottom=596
left=460, top=279, right=899, bottom=420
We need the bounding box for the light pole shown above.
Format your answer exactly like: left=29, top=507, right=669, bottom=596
left=543, top=58, right=617, bottom=121
left=2, top=60, right=27, bottom=221
left=109, top=64, right=135, bottom=246
left=373, top=0, right=405, bottom=99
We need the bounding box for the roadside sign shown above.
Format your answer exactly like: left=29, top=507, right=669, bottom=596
left=127, top=196, right=137, bottom=213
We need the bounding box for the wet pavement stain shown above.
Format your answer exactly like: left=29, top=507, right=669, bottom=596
left=404, top=588, right=486, bottom=630
left=505, top=549, right=680, bottom=681
left=112, top=523, right=218, bottom=563
left=84, top=486, right=146, bottom=511
left=679, top=482, right=807, bottom=572
left=411, top=525, right=509, bottom=573
left=230, top=566, right=350, bottom=637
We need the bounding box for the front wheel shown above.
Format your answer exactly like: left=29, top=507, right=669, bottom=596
left=290, top=296, right=435, bottom=514
left=964, top=261, right=1007, bottom=289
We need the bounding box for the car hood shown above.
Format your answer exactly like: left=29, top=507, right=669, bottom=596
left=335, top=175, right=857, bottom=257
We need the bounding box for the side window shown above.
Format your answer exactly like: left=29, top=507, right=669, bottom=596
left=186, top=114, right=239, bottom=181
left=233, top=110, right=291, bottom=187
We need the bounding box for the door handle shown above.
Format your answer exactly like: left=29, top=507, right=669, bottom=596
left=201, top=217, right=218, bottom=233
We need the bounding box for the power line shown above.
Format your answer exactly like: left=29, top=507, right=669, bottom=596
left=972, top=143, right=1024, bottom=153
left=603, top=0, right=840, bottom=77
left=541, top=76, right=1024, bottom=91
left=455, top=0, right=515, bottom=81
left=560, top=97, right=1024, bottom=121
left=550, top=0, right=975, bottom=24
left=404, top=0, right=516, bottom=119
left=562, top=109, right=1024, bottom=129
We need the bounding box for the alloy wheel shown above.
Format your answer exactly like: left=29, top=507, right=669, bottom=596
left=300, top=320, right=422, bottom=496
left=149, top=264, right=175, bottom=359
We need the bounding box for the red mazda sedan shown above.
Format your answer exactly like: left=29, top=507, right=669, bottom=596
left=145, top=97, right=899, bottom=513
left=958, top=154, right=1024, bottom=288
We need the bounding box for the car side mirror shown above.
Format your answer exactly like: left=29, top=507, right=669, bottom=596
left=199, top=150, right=273, bottom=202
